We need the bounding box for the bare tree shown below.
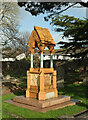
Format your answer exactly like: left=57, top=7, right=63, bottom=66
left=2, top=31, right=30, bottom=58
left=15, top=31, right=30, bottom=53
left=1, top=2, right=20, bottom=47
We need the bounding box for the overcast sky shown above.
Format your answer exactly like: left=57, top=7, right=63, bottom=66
left=18, top=3, right=86, bottom=49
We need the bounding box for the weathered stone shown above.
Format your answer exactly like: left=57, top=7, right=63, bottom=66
left=5, top=95, right=76, bottom=113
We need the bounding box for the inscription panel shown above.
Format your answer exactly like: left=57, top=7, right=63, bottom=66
left=30, top=73, right=53, bottom=86
left=44, top=74, right=52, bottom=86
left=30, top=74, right=39, bottom=86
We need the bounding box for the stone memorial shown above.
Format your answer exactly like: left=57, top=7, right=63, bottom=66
left=6, top=26, right=76, bottom=113
left=26, top=26, right=58, bottom=100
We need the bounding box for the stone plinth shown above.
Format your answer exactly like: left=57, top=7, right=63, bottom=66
left=26, top=68, right=58, bottom=100
left=5, top=95, right=76, bottom=113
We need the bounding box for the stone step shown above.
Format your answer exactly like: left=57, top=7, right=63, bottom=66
left=6, top=99, right=75, bottom=113
left=13, top=95, right=71, bottom=108
left=43, top=101, right=75, bottom=112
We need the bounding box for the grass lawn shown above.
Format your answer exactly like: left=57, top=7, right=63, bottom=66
left=2, top=83, right=87, bottom=119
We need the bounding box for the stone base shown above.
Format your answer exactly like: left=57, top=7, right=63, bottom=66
left=5, top=95, right=76, bottom=113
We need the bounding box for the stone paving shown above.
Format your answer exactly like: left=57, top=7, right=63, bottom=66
left=74, top=110, right=88, bottom=119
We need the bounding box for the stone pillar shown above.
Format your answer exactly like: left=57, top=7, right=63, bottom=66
left=38, top=69, right=46, bottom=100
left=31, top=53, right=33, bottom=68
left=26, top=71, right=30, bottom=98
left=50, top=53, right=53, bottom=68
left=40, top=53, right=43, bottom=68
left=53, top=71, right=58, bottom=97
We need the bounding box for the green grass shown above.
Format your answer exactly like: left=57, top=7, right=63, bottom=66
left=2, top=84, right=87, bottom=119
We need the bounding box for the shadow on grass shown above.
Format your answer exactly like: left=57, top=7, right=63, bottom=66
left=58, top=84, right=87, bottom=108
left=77, top=102, right=88, bottom=109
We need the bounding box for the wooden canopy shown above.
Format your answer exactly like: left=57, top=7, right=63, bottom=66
left=27, top=26, right=55, bottom=54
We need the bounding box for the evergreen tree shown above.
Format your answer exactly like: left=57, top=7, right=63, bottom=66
left=51, top=15, right=88, bottom=59
left=17, top=2, right=88, bottom=59
left=17, top=2, right=88, bottom=22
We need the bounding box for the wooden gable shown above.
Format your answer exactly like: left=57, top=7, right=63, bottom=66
left=27, top=26, right=55, bottom=54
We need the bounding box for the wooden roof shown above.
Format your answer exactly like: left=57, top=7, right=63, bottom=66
left=28, top=26, right=55, bottom=53
left=34, top=26, right=55, bottom=45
